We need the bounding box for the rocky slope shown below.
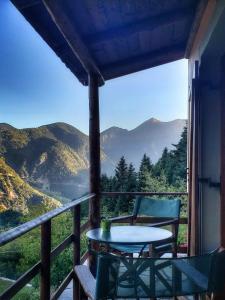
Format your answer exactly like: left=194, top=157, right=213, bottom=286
left=0, top=157, right=60, bottom=215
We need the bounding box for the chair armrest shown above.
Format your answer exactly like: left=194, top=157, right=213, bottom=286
left=172, top=260, right=208, bottom=290
left=110, top=215, right=134, bottom=223
left=75, top=265, right=96, bottom=300
left=149, top=218, right=179, bottom=227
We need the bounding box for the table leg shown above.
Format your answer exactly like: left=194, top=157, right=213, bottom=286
left=149, top=244, right=155, bottom=257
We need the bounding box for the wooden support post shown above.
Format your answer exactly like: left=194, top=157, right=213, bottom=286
left=189, top=61, right=200, bottom=256
left=73, top=205, right=81, bottom=300
left=40, top=220, right=51, bottom=300
left=215, top=55, right=225, bottom=300
left=220, top=55, right=225, bottom=248
left=88, top=73, right=101, bottom=275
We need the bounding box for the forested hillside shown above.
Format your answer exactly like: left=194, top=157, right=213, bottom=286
left=101, top=126, right=187, bottom=216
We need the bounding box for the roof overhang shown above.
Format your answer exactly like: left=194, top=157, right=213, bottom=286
left=11, top=0, right=207, bottom=86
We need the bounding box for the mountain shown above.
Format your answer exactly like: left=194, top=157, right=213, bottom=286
left=0, top=122, right=93, bottom=200
left=101, top=118, right=186, bottom=169
left=0, top=119, right=186, bottom=201
left=0, top=157, right=60, bottom=216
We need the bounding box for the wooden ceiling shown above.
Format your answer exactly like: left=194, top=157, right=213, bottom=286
left=11, top=0, right=205, bottom=86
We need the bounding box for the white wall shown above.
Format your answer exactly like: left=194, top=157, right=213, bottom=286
left=199, top=87, right=221, bottom=252
left=189, top=1, right=225, bottom=252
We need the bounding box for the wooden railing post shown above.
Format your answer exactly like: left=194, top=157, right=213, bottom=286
left=73, top=205, right=81, bottom=300
left=40, top=220, right=51, bottom=300
left=88, top=73, right=101, bottom=275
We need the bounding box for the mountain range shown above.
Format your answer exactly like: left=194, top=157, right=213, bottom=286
left=101, top=118, right=186, bottom=170
left=0, top=118, right=186, bottom=208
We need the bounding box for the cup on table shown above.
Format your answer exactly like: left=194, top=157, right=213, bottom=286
left=101, top=219, right=111, bottom=232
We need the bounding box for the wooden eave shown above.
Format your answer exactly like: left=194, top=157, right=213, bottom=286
left=11, top=0, right=203, bottom=86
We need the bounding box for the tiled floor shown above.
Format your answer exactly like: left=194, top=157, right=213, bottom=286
left=59, top=281, right=73, bottom=300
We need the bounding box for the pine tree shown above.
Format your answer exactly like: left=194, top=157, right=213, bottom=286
left=100, top=174, right=116, bottom=215
left=170, top=126, right=187, bottom=185
left=140, top=154, right=153, bottom=173
left=138, top=154, right=153, bottom=191
left=127, top=163, right=137, bottom=192
left=153, top=147, right=173, bottom=179
left=114, top=156, right=128, bottom=213
left=127, top=163, right=137, bottom=212
left=115, top=156, right=128, bottom=190
left=154, top=126, right=187, bottom=187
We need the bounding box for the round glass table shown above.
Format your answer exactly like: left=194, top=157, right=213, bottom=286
left=86, top=225, right=172, bottom=246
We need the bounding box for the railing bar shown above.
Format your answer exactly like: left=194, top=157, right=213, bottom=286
left=101, top=192, right=188, bottom=196
left=40, top=220, right=51, bottom=300
left=81, top=251, right=89, bottom=264
left=0, top=231, right=89, bottom=300
left=50, top=270, right=74, bottom=300
left=0, top=262, right=41, bottom=300
left=73, top=204, right=81, bottom=300
left=0, top=194, right=95, bottom=247
left=51, top=234, right=73, bottom=260
left=80, top=220, right=90, bottom=233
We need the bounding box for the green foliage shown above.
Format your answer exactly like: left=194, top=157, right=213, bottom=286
left=0, top=278, right=39, bottom=300
left=154, top=126, right=187, bottom=186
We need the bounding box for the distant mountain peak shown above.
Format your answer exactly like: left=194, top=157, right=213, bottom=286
left=101, top=126, right=128, bottom=134
left=148, top=117, right=160, bottom=123
left=0, top=123, right=15, bottom=130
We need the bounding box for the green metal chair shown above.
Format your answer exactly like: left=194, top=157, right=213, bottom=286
left=75, top=249, right=225, bottom=299
left=110, top=197, right=181, bottom=257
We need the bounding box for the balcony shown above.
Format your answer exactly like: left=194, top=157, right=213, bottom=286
left=0, top=192, right=189, bottom=299
left=2, top=0, right=225, bottom=299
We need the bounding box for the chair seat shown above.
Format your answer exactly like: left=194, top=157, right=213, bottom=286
left=110, top=242, right=173, bottom=254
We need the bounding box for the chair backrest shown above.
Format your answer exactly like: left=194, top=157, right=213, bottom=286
left=208, top=248, right=225, bottom=294
left=133, top=197, right=181, bottom=219
left=95, top=250, right=225, bottom=299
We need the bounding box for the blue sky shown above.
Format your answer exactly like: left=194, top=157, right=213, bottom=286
left=0, top=1, right=188, bottom=134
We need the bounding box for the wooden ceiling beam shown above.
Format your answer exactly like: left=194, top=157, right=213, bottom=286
left=42, top=0, right=104, bottom=86
left=86, top=8, right=194, bottom=46
left=101, top=44, right=186, bottom=80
